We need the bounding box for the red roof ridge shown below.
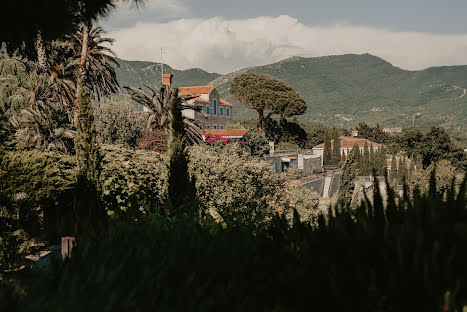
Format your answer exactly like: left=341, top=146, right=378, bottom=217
left=202, top=129, right=249, bottom=138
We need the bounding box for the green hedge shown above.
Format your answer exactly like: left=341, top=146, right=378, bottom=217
left=11, top=174, right=467, bottom=311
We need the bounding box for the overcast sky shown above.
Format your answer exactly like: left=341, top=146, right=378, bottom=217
left=99, top=0, right=467, bottom=73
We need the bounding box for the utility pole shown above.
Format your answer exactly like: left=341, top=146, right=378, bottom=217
left=160, top=48, right=164, bottom=83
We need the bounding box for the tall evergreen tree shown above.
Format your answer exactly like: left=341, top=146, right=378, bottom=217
left=361, top=141, right=370, bottom=176
left=390, top=155, right=397, bottom=182
left=73, top=77, right=104, bottom=238
left=369, top=143, right=375, bottom=173
left=332, top=128, right=341, bottom=165
left=323, top=131, right=332, bottom=166
left=336, top=143, right=361, bottom=206
left=398, top=156, right=408, bottom=183
left=165, top=85, right=197, bottom=215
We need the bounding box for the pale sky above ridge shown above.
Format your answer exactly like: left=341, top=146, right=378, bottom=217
left=100, top=0, right=467, bottom=73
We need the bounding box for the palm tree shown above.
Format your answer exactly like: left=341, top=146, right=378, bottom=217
left=67, top=26, right=120, bottom=102
left=8, top=71, right=75, bottom=153
left=125, top=84, right=204, bottom=144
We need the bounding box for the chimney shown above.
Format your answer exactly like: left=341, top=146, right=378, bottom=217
left=352, top=130, right=359, bottom=138
left=162, top=74, right=173, bottom=85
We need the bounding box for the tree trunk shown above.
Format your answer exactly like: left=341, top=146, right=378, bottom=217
left=35, top=30, right=47, bottom=72
left=73, top=22, right=90, bottom=125
left=258, top=110, right=266, bottom=135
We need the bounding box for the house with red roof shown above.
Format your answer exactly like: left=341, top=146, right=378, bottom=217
left=312, top=131, right=383, bottom=166
left=158, top=74, right=233, bottom=130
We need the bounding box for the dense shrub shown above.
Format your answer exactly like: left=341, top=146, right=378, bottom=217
left=100, top=145, right=167, bottom=219
left=95, top=95, right=149, bottom=148
left=12, top=174, right=467, bottom=311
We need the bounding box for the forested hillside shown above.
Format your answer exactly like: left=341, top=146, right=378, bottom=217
left=117, top=54, right=467, bottom=145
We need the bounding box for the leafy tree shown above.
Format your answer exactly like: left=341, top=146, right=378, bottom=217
left=391, top=127, right=466, bottom=170
left=164, top=85, right=197, bottom=215
left=279, top=119, right=308, bottom=148
left=229, top=72, right=306, bottom=134
left=246, top=129, right=270, bottom=156
left=125, top=84, right=202, bottom=144
left=356, top=122, right=388, bottom=144
left=94, top=95, right=148, bottom=148
left=323, top=131, right=332, bottom=166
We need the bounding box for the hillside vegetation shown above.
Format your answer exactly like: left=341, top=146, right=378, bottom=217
left=115, top=58, right=221, bottom=88
left=116, top=54, right=467, bottom=145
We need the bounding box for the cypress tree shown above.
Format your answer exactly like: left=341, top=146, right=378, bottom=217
left=390, top=155, right=397, bottom=182
left=323, top=131, right=332, bottom=166
left=332, top=128, right=341, bottom=165
left=361, top=141, right=370, bottom=176
left=336, top=143, right=361, bottom=206
left=378, top=146, right=387, bottom=176
left=73, top=77, right=104, bottom=238
left=409, top=158, right=415, bottom=178
left=369, top=143, right=375, bottom=174
left=398, top=156, right=408, bottom=183
left=165, top=85, right=197, bottom=215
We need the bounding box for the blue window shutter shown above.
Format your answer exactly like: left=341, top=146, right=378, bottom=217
left=220, top=107, right=223, bottom=115
left=213, top=100, right=217, bottom=115
left=226, top=108, right=230, bottom=116
left=220, top=125, right=224, bottom=129
left=213, top=124, right=217, bottom=129
left=206, top=106, right=210, bottom=114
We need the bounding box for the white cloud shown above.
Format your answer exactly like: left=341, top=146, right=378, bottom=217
left=108, top=15, right=467, bottom=73
left=100, top=0, right=191, bottom=30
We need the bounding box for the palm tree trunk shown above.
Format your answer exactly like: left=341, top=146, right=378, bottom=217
left=73, top=22, right=90, bottom=125
left=35, top=30, right=47, bottom=72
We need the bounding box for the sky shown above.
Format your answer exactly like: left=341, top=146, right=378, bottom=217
left=99, top=0, right=467, bottom=73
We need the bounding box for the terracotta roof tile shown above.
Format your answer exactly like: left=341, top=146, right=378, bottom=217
left=178, top=86, right=215, bottom=96
left=202, top=129, right=249, bottom=138
left=220, top=99, right=232, bottom=106
left=191, top=97, right=209, bottom=103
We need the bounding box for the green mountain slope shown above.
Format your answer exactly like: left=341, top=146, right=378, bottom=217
left=116, top=54, right=467, bottom=145
left=115, top=58, right=221, bottom=88
left=210, top=54, right=467, bottom=144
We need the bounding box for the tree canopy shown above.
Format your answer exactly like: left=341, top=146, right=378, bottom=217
left=229, top=72, right=306, bottom=133
left=0, top=0, right=144, bottom=55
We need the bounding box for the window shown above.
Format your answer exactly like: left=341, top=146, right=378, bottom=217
left=198, top=124, right=203, bottom=129
left=219, top=107, right=223, bottom=116
left=207, top=125, right=210, bottom=129
left=226, top=108, right=230, bottom=117
left=220, top=125, right=224, bottom=129
left=213, top=124, right=217, bottom=129
left=213, top=99, right=217, bottom=115
left=206, top=106, right=210, bottom=115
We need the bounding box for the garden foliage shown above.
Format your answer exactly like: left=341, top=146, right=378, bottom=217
left=7, top=172, right=467, bottom=311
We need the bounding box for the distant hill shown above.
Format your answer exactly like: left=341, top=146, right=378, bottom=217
left=210, top=54, right=467, bottom=145
left=116, top=54, right=467, bottom=145
left=115, top=58, right=221, bottom=88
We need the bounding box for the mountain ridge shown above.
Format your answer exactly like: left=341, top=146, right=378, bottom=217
left=115, top=53, right=467, bottom=144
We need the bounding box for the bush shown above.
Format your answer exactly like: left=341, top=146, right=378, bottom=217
left=95, top=95, right=149, bottom=148
left=14, top=174, right=467, bottom=311
left=100, top=145, right=167, bottom=220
